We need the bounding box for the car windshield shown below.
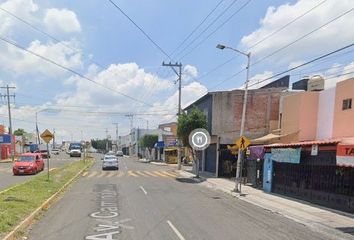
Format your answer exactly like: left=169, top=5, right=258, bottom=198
left=104, top=156, right=117, bottom=161
left=18, top=156, right=35, bottom=162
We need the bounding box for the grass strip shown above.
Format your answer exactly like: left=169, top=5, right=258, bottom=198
left=0, top=159, right=93, bottom=237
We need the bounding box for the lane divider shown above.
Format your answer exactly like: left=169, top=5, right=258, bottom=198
left=139, top=186, right=147, bottom=195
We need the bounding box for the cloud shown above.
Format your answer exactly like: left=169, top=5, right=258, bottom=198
left=0, top=0, right=39, bottom=34
left=0, top=39, right=83, bottom=77
left=183, top=65, right=198, bottom=82
left=240, top=0, right=354, bottom=64
left=149, top=81, right=208, bottom=123
left=44, top=8, right=81, bottom=33
left=324, top=62, right=354, bottom=88
left=237, top=71, right=273, bottom=89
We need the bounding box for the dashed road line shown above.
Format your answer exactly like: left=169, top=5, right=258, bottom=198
left=161, top=171, right=178, bottom=177
left=139, top=186, right=147, bottom=195
left=143, top=171, right=158, bottom=177
left=82, top=171, right=89, bottom=177
left=87, top=171, right=98, bottom=178
left=167, top=220, right=186, bottom=240
left=135, top=171, right=149, bottom=177
left=152, top=171, right=169, bottom=177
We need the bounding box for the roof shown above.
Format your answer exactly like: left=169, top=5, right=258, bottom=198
left=265, top=139, right=341, bottom=148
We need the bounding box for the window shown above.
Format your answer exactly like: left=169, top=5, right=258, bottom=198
left=342, top=98, right=352, bottom=110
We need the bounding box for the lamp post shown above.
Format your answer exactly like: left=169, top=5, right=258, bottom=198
left=216, top=44, right=251, bottom=193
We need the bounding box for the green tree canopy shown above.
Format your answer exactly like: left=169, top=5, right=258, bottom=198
left=91, top=139, right=111, bottom=151
left=139, top=134, right=158, bottom=149
left=177, top=106, right=207, bottom=148
left=13, top=128, right=26, bottom=136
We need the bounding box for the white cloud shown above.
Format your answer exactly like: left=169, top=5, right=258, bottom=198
left=0, top=39, right=83, bottom=77
left=237, top=71, right=274, bottom=89
left=240, top=0, right=354, bottom=64
left=183, top=65, right=198, bottom=82
left=324, top=62, right=354, bottom=88
left=44, top=8, right=81, bottom=34
left=0, top=0, right=39, bottom=34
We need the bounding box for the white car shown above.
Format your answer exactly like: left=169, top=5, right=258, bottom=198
left=102, top=155, right=118, bottom=170
left=70, top=149, right=81, bottom=157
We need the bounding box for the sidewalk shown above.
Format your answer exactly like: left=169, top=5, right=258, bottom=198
left=176, top=168, right=354, bottom=240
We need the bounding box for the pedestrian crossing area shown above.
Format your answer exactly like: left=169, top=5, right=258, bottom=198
left=81, top=170, right=180, bottom=179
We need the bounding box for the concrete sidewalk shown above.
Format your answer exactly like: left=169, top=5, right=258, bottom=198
left=177, top=169, right=354, bottom=240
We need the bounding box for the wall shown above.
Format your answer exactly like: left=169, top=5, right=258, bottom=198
left=281, top=91, right=319, bottom=142
left=316, top=88, right=335, bottom=139
left=212, top=88, right=283, bottom=144
left=186, top=94, right=213, bottom=133
left=332, top=78, right=354, bottom=138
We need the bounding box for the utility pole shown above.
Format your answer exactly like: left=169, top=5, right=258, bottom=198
left=113, top=123, right=119, bottom=151
left=1, top=85, right=15, bottom=162
left=105, top=128, right=109, bottom=153
left=162, top=62, right=182, bottom=170
left=53, top=128, right=56, bottom=149
left=35, top=112, right=41, bottom=145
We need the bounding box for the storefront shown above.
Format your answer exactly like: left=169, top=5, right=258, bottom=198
left=266, top=139, right=354, bottom=213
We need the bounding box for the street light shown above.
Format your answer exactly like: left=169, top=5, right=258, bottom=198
left=216, top=43, right=251, bottom=193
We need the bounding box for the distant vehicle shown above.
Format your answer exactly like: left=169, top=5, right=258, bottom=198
left=51, top=149, right=60, bottom=155
left=116, top=150, right=124, bottom=157
left=70, top=149, right=81, bottom=157
left=13, top=153, right=44, bottom=175
left=102, top=155, right=118, bottom=170
left=106, top=151, right=116, bottom=156
left=69, top=142, right=82, bottom=157
left=34, top=150, right=50, bottom=159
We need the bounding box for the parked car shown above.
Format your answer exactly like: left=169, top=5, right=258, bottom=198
left=13, top=153, right=44, bottom=175
left=115, top=150, right=124, bottom=157
left=102, top=155, right=118, bottom=170
left=51, top=149, right=60, bottom=155
left=70, top=149, right=81, bottom=157
left=34, top=150, right=50, bottom=159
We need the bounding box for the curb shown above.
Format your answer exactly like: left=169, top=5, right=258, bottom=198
left=2, top=160, right=94, bottom=240
left=150, top=161, right=168, bottom=166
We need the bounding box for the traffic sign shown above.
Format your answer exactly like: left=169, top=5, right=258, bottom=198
left=235, top=136, right=250, bottom=150
left=40, top=129, right=53, bottom=144
left=189, top=128, right=211, bottom=151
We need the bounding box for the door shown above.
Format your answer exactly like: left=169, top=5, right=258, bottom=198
left=263, top=153, right=273, bottom=192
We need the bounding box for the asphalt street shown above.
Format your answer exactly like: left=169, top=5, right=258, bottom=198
left=26, top=155, right=343, bottom=240
left=0, top=151, right=81, bottom=191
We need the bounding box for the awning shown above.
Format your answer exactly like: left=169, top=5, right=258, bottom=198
left=265, top=139, right=341, bottom=148
left=164, top=148, right=177, bottom=152
left=251, top=133, right=282, bottom=144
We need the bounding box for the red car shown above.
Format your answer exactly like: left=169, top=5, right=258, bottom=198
left=13, top=153, right=45, bottom=175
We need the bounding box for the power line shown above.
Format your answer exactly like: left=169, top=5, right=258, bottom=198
left=178, top=0, right=252, bottom=61
left=248, top=0, right=328, bottom=50
left=248, top=42, right=354, bottom=88
left=185, top=0, right=329, bottom=85
left=107, top=0, right=171, bottom=60
left=0, top=35, right=156, bottom=107
left=0, top=6, right=108, bottom=70
left=173, top=0, right=241, bottom=59
left=169, top=0, right=225, bottom=58
left=252, top=7, right=354, bottom=66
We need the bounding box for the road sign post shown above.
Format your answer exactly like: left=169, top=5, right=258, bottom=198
left=40, top=129, right=54, bottom=181
left=234, top=136, right=251, bottom=194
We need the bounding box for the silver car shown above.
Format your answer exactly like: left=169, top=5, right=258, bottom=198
left=102, top=155, right=119, bottom=170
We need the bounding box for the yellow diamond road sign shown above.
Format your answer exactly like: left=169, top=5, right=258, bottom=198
left=235, top=136, right=251, bottom=150
left=40, top=129, right=53, bottom=144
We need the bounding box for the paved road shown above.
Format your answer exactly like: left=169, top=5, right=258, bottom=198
left=27, top=156, right=343, bottom=240
left=0, top=151, right=81, bottom=191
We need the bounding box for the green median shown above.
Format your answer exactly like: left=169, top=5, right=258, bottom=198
left=0, top=159, right=93, bottom=238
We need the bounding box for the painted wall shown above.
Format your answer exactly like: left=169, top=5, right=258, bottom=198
left=332, top=78, right=354, bottom=138
left=281, top=91, right=319, bottom=142
left=316, top=88, right=335, bottom=139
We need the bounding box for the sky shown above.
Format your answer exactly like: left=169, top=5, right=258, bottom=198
left=0, top=0, right=353, bottom=142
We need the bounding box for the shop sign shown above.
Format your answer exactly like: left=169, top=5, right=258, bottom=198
left=336, top=145, right=354, bottom=167
left=271, top=148, right=301, bottom=164
left=311, top=144, right=318, bottom=156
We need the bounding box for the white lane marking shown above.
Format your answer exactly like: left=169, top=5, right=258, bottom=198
left=139, top=186, right=147, bottom=195
left=167, top=220, right=186, bottom=240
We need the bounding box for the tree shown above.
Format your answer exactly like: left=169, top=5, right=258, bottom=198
left=91, top=139, right=111, bottom=152
left=139, top=134, right=158, bottom=159
left=13, top=128, right=26, bottom=136
left=177, top=107, right=207, bottom=177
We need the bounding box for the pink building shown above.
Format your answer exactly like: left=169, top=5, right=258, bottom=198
left=280, top=78, right=354, bottom=142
